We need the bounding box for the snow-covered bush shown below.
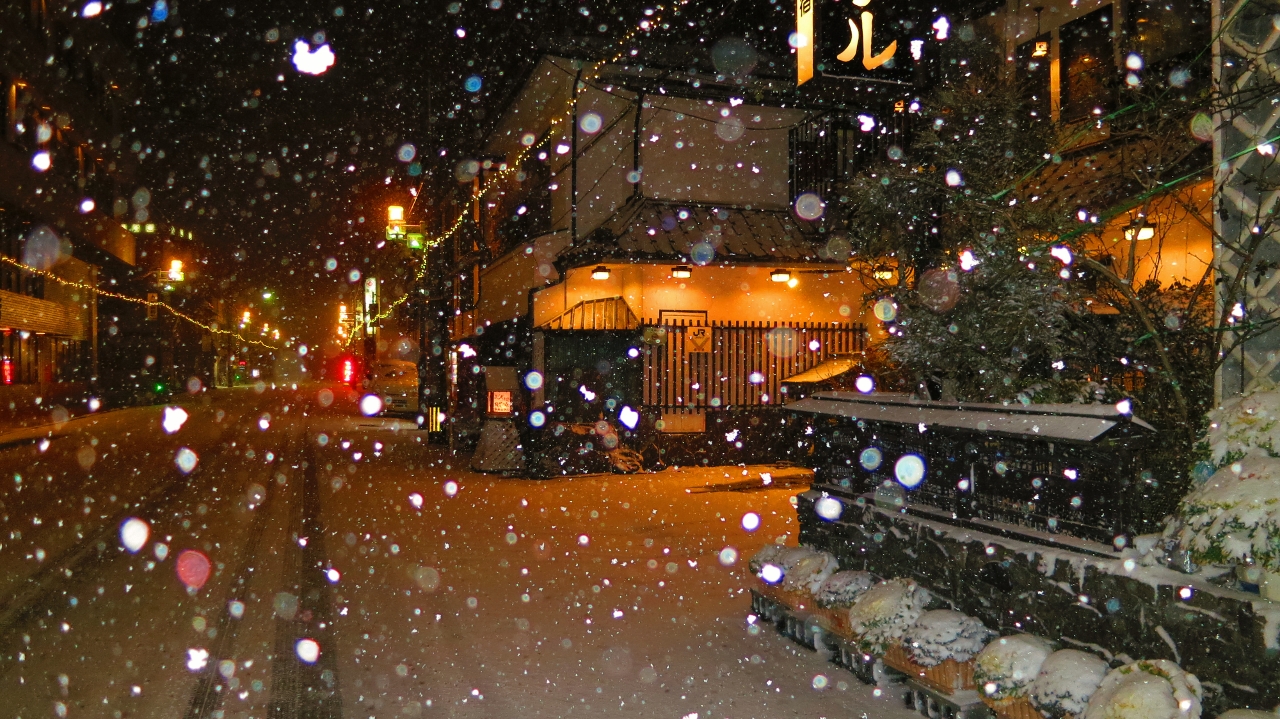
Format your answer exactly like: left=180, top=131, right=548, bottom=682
left=815, top=571, right=876, bottom=608
left=1205, top=384, right=1280, bottom=466
left=778, top=546, right=819, bottom=572
left=1175, top=456, right=1280, bottom=571
left=1174, top=383, right=1280, bottom=572
left=973, top=634, right=1055, bottom=700
left=749, top=543, right=787, bottom=574
left=1030, top=649, right=1110, bottom=718
left=1083, top=660, right=1201, bottom=719
left=903, top=609, right=994, bottom=667
left=847, top=578, right=931, bottom=654
left=781, top=550, right=840, bottom=594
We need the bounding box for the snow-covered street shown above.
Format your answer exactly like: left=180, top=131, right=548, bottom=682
left=0, top=384, right=916, bottom=718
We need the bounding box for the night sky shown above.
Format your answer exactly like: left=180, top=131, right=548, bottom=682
left=99, top=0, right=798, bottom=346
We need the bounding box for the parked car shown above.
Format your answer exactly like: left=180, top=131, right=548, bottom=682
left=366, top=359, right=419, bottom=413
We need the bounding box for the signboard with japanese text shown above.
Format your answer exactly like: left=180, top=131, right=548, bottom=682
left=797, top=0, right=953, bottom=86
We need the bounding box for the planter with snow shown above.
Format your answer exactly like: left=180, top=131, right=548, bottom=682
left=884, top=609, right=993, bottom=694
left=1082, top=659, right=1201, bottom=719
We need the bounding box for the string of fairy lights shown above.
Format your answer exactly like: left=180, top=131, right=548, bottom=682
left=348, top=1, right=691, bottom=345
left=0, top=255, right=280, bottom=351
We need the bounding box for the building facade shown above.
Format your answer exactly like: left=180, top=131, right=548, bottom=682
left=0, top=0, right=141, bottom=423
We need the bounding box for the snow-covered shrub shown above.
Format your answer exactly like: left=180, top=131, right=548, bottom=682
left=903, top=610, right=994, bottom=667
left=782, top=550, right=840, bottom=594
left=847, top=578, right=931, bottom=654
left=973, top=634, right=1055, bottom=700
left=1175, top=456, right=1280, bottom=571
left=749, top=543, right=787, bottom=574
left=1082, top=660, right=1201, bottom=719
left=815, top=571, right=876, bottom=608
left=1030, top=649, right=1109, bottom=718
left=1205, top=384, right=1280, bottom=466
left=778, top=546, right=819, bottom=572
left=1174, top=382, right=1280, bottom=572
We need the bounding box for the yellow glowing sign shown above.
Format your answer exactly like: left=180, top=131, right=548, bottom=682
left=796, top=0, right=815, bottom=85
left=836, top=0, right=897, bottom=71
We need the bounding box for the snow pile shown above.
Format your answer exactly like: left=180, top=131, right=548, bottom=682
left=1030, top=649, right=1110, bottom=718
left=973, top=634, right=1055, bottom=700
left=847, top=578, right=931, bottom=653
left=781, top=550, right=840, bottom=594
left=749, top=543, right=788, bottom=574
left=1205, top=384, right=1280, bottom=465
left=1082, top=659, right=1201, bottom=719
left=903, top=609, right=994, bottom=667
left=815, top=570, right=876, bottom=608
left=1175, top=455, right=1280, bottom=571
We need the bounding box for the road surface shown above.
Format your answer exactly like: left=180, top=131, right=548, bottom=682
left=0, top=383, right=916, bottom=718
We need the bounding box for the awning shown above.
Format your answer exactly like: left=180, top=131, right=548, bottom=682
left=783, top=357, right=862, bottom=384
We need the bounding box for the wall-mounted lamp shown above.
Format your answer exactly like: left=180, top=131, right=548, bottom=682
left=1123, top=223, right=1157, bottom=241
left=671, top=265, right=692, bottom=279
left=770, top=268, right=792, bottom=283
left=591, top=265, right=611, bottom=280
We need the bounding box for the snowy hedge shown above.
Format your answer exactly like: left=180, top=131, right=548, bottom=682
left=903, top=609, right=994, bottom=667
left=847, top=578, right=931, bottom=654
left=781, top=550, right=840, bottom=594
left=749, top=543, right=787, bottom=574
left=1175, top=384, right=1280, bottom=571
left=973, top=634, right=1055, bottom=700
left=1083, top=659, right=1201, bottom=719
left=1030, top=649, right=1110, bottom=718
left=815, top=571, right=876, bottom=608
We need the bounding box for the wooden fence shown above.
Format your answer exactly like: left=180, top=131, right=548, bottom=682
left=641, top=319, right=867, bottom=412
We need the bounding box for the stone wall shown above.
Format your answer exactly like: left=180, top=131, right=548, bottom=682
left=796, top=491, right=1280, bottom=715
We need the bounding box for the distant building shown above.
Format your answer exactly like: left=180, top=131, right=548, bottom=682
left=0, top=0, right=142, bottom=423
left=447, top=46, right=926, bottom=472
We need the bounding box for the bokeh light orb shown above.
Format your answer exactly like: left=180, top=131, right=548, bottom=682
left=894, top=454, right=927, bottom=489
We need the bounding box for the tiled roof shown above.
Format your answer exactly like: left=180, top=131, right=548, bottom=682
left=558, top=198, right=828, bottom=268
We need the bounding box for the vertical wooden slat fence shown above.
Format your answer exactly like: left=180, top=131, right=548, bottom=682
left=642, top=319, right=867, bottom=412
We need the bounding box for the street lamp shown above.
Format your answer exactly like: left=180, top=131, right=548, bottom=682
left=671, top=265, right=692, bottom=279
left=591, top=265, right=611, bottom=280
left=167, top=260, right=185, bottom=282
left=770, top=268, right=792, bottom=283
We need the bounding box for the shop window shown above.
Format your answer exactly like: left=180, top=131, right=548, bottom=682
left=1060, top=7, right=1116, bottom=122
left=1128, top=0, right=1207, bottom=66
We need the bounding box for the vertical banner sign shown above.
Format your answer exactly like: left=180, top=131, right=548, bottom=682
left=797, top=0, right=815, bottom=85
left=364, top=277, right=379, bottom=337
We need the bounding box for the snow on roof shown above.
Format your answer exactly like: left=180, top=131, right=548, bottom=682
left=786, top=391, right=1155, bottom=442
left=782, top=357, right=862, bottom=384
